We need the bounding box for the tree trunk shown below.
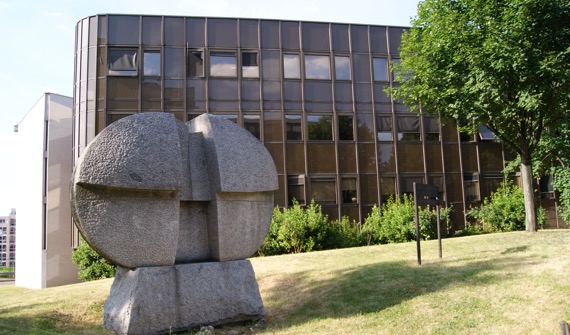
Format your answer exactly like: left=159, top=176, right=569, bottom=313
left=520, top=161, right=537, bottom=232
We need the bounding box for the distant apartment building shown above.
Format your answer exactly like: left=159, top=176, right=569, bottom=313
left=14, top=93, right=79, bottom=289
left=0, top=208, right=16, bottom=268
left=74, top=14, right=566, bottom=230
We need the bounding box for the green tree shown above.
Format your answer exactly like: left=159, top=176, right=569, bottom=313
left=72, top=237, right=116, bottom=281
left=389, top=0, right=570, bottom=232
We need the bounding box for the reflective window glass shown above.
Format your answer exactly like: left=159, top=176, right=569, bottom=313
left=262, top=50, right=280, bottom=80
left=464, top=174, right=480, bottom=202
left=338, top=143, right=356, bottom=173
left=359, top=143, right=377, bottom=173
left=311, top=178, right=337, bottom=204
left=164, top=17, right=183, bottom=46
left=351, top=25, right=369, bottom=53
left=286, top=114, right=302, bottom=141
left=376, top=115, right=393, bottom=141
left=286, top=143, right=305, bottom=174
left=335, top=56, right=351, bottom=80
left=424, top=117, right=440, bottom=142
left=142, top=16, right=162, bottom=45
left=308, top=115, right=333, bottom=141
left=378, top=143, right=396, bottom=173
left=283, top=81, right=302, bottom=101
left=241, top=80, right=260, bottom=100
left=208, top=79, right=238, bottom=100
left=108, top=16, right=139, bottom=45
left=244, top=114, right=260, bottom=140
left=398, top=143, right=424, bottom=172
left=188, top=51, right=204, bottom=77
left=302, top=22, right=330, bottom=51
left=400, top=176, right=424, bottom=195
left=208, top=18, right=237, bottom=48
left=261, top=20, right=279, bottom=48
left=373, top=57, right=389, bottom=81
left=388, top=27, right=405, bottom=55
left=210, top=52, right=237, bottom=77
left=242, top=52, right=259, bottom=78
left=342, top=178, right=357, bottom=204
left=305, top=55, right=331, bottom=80
left=308, top=143, right=335, bottom=173
left=108, top=48, right=137, bottom=76
left=335, top=82, right=353, bottom=102
left=263, top=81, right=281, bottom=100
left=283, top=54, right=301, bottom=79
left=164, top=48, right=183, bottom=79
left=240, top=20, right=259, bottom=48
left=264, top=111, right=283, bottom=142
left=338, top=115, right=354, bottom=141
left=143, top=51, right=161, bottom=76
left=397, top=115, right=420, bottom=141
left=370, top=26, right=388, bottom=54
left=356, top=113, right=375, bottom=142
left=305, top=81, right=332, bottom=101
left=288, top=176, right=305, bottom=205
left=332, top=24, right=350, bottom=51
left=282, top=21, right=300, bottom=50
left=352, top=54, right=371, bottom=83
left=186, top=18, right=205, bottom=47
left=380, top=177, right=396, bottom=203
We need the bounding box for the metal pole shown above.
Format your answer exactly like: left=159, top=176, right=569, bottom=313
left=436, top=204, right=442, bottom=258
left=413, top=183, right=421, bottom=265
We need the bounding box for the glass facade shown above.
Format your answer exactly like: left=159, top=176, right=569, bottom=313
left=74, top=15, right=523, bottom=231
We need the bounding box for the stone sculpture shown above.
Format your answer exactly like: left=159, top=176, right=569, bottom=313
left=71, top=112, right=278, bottom=335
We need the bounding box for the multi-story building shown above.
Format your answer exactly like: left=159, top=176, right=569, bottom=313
left=14, top=93, right=79, bottom=289
left=73, top=15, right=566, bottom=233
left=0, top=208, right=16, bottom=269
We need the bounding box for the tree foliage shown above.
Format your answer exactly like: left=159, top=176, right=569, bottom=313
left=72, top=237, right=116, bottom=281
left=390, top=0, right=570, bottom=231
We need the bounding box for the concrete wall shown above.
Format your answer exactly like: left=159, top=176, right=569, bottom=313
left=15, top=93, right=78, bottom=289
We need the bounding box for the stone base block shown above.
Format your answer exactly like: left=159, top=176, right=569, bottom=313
left=103, top=260, right=265, bottom=335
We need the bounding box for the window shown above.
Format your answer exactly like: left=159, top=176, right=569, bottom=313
left=342, top=178, right=357, bottom=204
left=210, top=51, right=237, bottom=77
left=288, top=175, right=305, bottom=205
left=397, top=116, right=421, bottom=141
left=243, top=114, right=260, bottom=139
left=373, top=57, right=388, bottom=81
left=108, top=48, right=137, bottom=76
left=307, top=115, right=333, bottom=141
left=242, top=51, right=259, bottom=78
left=377, top=115, right=393, bottom=141
left=424, top=117, right=440, bottom=141
left=338, top=115, right=354, bottom=141
left=335, top=56, right=351, bottom=80
left=188, top=51, right=204, bottom=77
left=464, top=173, right=480, bottom=202
left=286, top=114, right=303, bottom=141
left=478, top=125, right=498, bottom=141
left=283, top=54, right=301, bottom=79
left=143, top=51, right=161, bottom=76
left=539, top=175, right=556, bottom=200
left=305, top=55, right=331, bottom=79
left=311, top=178, right=337, bottom=204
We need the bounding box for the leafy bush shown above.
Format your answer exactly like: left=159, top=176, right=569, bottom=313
left=258, top=199, right=362, bottom=256
left=72, top=237, right=116, bottom=281
left=467, top=181, right=545, bottom=232
left=553, top=167, right=570, bottom=223
left=361, top=194, right=451, bottom=245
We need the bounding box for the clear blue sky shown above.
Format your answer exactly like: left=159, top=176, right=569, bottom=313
left=0, top=0, right=419, bottom=214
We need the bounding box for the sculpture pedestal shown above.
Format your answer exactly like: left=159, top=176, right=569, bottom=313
left=103, top=260, right=265, bottom=335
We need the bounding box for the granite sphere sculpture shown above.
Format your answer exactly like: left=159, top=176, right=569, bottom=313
left=70, top=112, right=278, bottom=334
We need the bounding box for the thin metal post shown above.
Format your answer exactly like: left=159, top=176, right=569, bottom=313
left=436, top=204, right=442, bottom=258
left=413, top=183, right=421, bottom=265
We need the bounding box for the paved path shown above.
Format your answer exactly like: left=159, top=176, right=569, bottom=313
left=0, top=280, right=14, bottom=286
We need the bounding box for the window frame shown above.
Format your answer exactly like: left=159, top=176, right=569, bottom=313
left=209, top=51, right=237, bottom=77
left=108, top=48, right=138, bottom=76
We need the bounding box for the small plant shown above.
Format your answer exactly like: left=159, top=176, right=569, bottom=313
left=72, top=237, right=116, bottom=281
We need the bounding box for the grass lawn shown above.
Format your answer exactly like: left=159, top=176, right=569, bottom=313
left=0, top=230, right=569, bottom=334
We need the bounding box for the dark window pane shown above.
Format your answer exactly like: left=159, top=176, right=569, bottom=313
left=332, top=24, right=350, bottom=51
left=335, top=56, right=351, bottom=80
left=311, top=178, right=337, bottom=204
left=187, top=79, right=205, bottom=101
left=351, top=25, right=369, bottom=53
left=142, top=78, right=161, bottom=109
left=242, top=51, right=259, bottom=78
left=378, top=143, right=396, bottom=173
left=286, top=143, right=305, bottom=174
left=462, top=143, right=478, bottom=172
left=208, top=18, right=237, bottom=48
left=241, top=80, right=260, bottom=100
left=376, top=115, right=393, bottom=141
left=360, top=174, right=378, bottom=204
left=302, top=22, right=330, bottom=51
left=262, top=50, right=280, bottom=80
left=356, top=113, right=375, bottom=142
left=443, top=144, right=461, bottom=172
left=308, top=115, right=333, bottom=141
left=240, top=19, right=259, bottom=48
left=308, top=143, right=336, bottom=173
left=98, top=15, right=107, bottom=44
left=479, top=142, right=504, bottom=172
left=164, top=17, right=184, bottom=46
left=482, top=177, right=503, bottom=198
left=305, top=81, right=331, bottom=102
left=374, top=83, right=391, bottom=103
left=283, top=54, right=301, bottom=79
left=305, top=55, right=331, bottom=80
left=244, top=114, right=260, bottom=140
left=398, top=143, right=425, bottom=173
left=370, top=26, right=388, bottom=54
left=210, top=52, right=236, bottom=77
left=424, top=117, right=440, bottom=142
left=447, top=174, right=463, bottom=202
left=188, top=51, right=204, bottom=77
left=108, top=16, right=139, bottom=45
left=164, top=79, right=183, bottom=101
left=264, top=111, right=283, bottom=142
left=108, top=48, right=137, bottom=76
left=354, top=83, right=372, bottom=103
left=342, top=178, right=357, bottom=204
left=164, top=48, right=183, bottom=79
left=335, top=82, right=353, bottom=102
left=359, top=143, right=377, bottom=173
left=339, top=143, right=356, bottom=173
left=286, top=114, right=302, bottom=141
left=283, top=81, right=302, bottom=101
left=338, top=115, right=354, bottom=141
left=353, top=54, right=371, bottom=83
left=380, top=177, right=396, bottom=203
left=265, top=143, right=284, bottom=174
left=373, top=57, right=388, bottom=81
left=142, top=16, right=162, bottom=45
left=400, top=176, right=424, bottom=195
left=281, top=21, right=300, bottom=50
left=464, top=174, right=480, bottom=202
left=425, top=143, right=443, bottom=172
left=442, top=122, right=458, bottom=142
left=208, top=79, right=238, bottom=100
left=186, top=18, right=205, bottom=47
left=263, top=81, right=281, bottom=100
left=288, top=176, right=305, bottom=205
left=397, top=115, right=420, bottom=141
left=107, top=77, right=139, bottom=100
left=261, top=20, right=279, bottom=48
left=388, top=27, right=405, bottom=56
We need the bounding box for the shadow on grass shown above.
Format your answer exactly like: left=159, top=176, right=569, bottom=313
left=262, top=254, right=533, bottom=330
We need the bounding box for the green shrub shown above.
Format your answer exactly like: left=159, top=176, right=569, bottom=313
left=72, top=237, right=116, bottom=281
left=361, top=194, right=451, bottom=245
left=467, top=181, right=545, bottom=232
